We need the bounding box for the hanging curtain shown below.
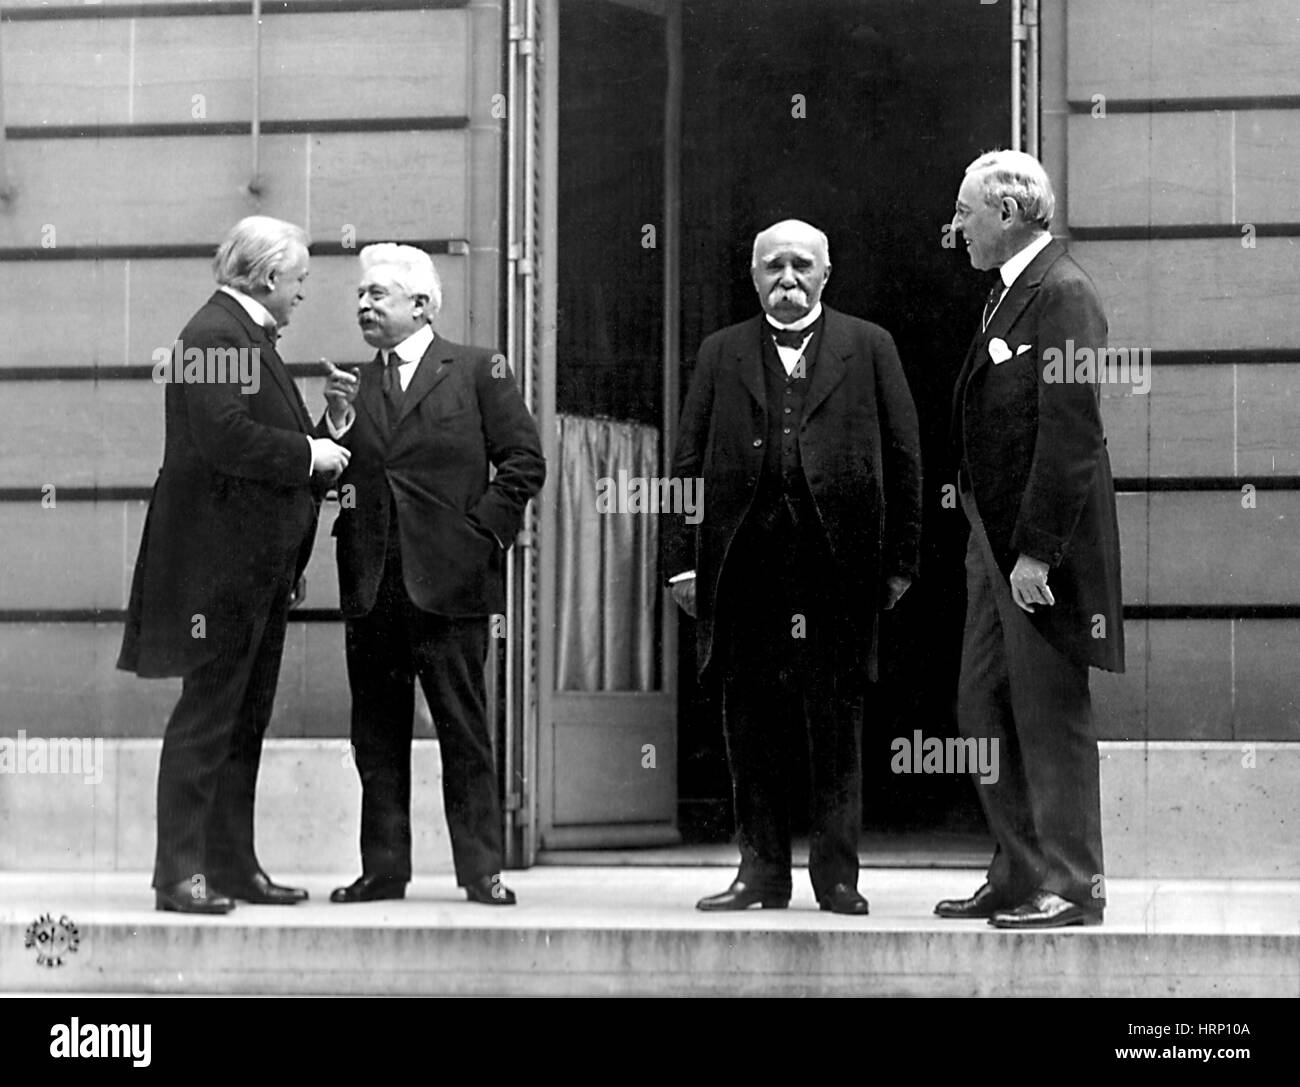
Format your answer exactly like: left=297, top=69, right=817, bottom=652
left=555, top=414, right=660, bottom=692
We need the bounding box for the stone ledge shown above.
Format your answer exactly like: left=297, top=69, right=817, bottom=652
left=0, top=739, right=1295, bottom=878
left=2, top=869, right=1296, bottom=997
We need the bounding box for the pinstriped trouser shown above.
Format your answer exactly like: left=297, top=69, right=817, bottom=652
left=957, top=488, right=1105, bottom=908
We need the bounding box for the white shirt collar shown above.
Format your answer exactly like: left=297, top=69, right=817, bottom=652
left=999, top=231, right=1053, bottom=290
left=765, top=301, right=823, bottom=333
left=385, top=323, right=435, bottom=366
left=219, top=285, right=277, bottom=332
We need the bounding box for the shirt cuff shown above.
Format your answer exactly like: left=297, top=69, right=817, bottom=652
left=668, top=571, right=695, bottom=584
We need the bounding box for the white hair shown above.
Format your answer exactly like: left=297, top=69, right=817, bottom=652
left=964, top=149, right=1056, bottom=229
left=213, top=216, right=308, bottom=292
left=359, top=243, right=442, bottom=317
left=751, top=219, right=831, bottom=269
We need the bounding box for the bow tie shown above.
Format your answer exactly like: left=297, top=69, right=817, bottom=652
left=771, top=326, right=812, bottom=349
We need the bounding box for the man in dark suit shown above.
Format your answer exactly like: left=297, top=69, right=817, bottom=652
left=666, top=219, right=923, bottom=914
left=322, top=244, right=544, bottom=906
left=936, top=150, right=1125, bottom=929
left=120, top=216, right=352, bottom=914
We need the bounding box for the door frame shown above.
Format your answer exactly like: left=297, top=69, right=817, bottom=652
left=506, top=0, right=1036, bottom=864
left=506, top=0, right=685, bottom=862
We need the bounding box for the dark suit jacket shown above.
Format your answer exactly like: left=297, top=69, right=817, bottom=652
left=330, top=333, right=545, bottom=618
left=951, top=238, right=1125, bottom=673
left=119, top=291, right=322, bottom=678
left=665, top=305, right=923, bottom=679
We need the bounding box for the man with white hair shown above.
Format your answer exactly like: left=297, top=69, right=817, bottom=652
left=321, top=244, right=544, bottom=905
left=665, top=219, right=923, bottom=914
left=120, top=216, right=352, bottom=914
left=936, top=150, right=1124, bottom=928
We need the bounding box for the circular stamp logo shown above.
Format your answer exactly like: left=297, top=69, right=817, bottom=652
left=24, top=913, right=80, bottom=968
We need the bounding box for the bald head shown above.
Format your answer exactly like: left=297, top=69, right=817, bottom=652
left=750, top=219, right=832, bottom=323
left=751, top=219, right=831, bottom=269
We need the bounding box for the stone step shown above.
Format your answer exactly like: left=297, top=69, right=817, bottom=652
left=3, top=869, right=1297, bottom=997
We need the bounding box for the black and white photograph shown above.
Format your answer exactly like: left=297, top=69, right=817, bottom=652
left=0, top=0, right=1293, bottom=1052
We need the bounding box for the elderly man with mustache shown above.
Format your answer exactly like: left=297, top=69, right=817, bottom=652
left=665, top=219, right=923, bottom=914
left=319, top=244, right=545, bottom=906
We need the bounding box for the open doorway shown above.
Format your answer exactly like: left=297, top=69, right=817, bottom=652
left=545, top=0, right=1012, bottom=859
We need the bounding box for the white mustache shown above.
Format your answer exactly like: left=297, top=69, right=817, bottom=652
left=770, top=286, right=808, bottom=303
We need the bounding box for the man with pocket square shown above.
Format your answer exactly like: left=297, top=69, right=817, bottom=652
left=321, top=244, right=544, bottom=906
left=937, top=150, right=1124, bottom=929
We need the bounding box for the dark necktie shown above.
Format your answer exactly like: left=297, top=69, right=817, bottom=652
left=382, top=352, right=404, bottom=425
left=771, top=327, right=810, bottom=349
left=982, top=279, right=1005, bottom=331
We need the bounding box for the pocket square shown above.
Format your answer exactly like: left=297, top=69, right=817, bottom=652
left=1015, top=343, right=1032, bottom=355
left=987, top=337, right=1012, bottom=364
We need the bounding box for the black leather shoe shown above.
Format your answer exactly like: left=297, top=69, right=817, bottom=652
left=155, top=877, right=235, bottom=915
left=212, top=869, right=308, bottom=905
left=934, top=881, right=1015, bottom=919
left=989, top=890, right=1103, bottom=929
left=465, top=873, right=516, bottom=905
left=329, top=874, right=407, bottom=903
left=696, top=880, right=789, bottom=911
left=818, top=883, right=870, bottom=915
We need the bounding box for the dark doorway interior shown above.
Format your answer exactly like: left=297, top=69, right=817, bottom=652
left=674, top=0, right=1011, bottom=843
left=555, top=0, right=1011, bottom=847
left=555, top=2, right=666, bottom=427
